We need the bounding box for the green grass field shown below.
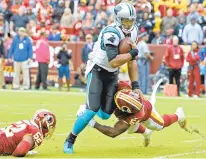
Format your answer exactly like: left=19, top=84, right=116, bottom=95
left=0, top=90, right=206, bottom=158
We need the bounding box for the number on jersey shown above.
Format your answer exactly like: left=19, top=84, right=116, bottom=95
left=4, top=121, right=27, bottom=137
left=33, top=132, right=43, bottom=146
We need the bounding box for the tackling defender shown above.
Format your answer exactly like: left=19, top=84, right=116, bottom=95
left=0, top=109, right=56, bottom=157
left=88, top=80, right=187, bottom=146
left=64, top=2, right=141, bottom=154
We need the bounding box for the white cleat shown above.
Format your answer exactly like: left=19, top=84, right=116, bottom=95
left=143, top=129, right=153, bottom=147
left=175, top=107, right=187, bottom=129
left=76, top=104, right=86, bottom=117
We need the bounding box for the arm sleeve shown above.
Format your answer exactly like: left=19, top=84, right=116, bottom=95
left=103, top=32, right=120, bottom=47
left=105, top=44, right=119, bottom=62
left=12, top=140, right=32, bottom=157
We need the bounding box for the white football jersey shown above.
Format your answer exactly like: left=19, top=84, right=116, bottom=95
left=85, top=23, right=139, bottom=75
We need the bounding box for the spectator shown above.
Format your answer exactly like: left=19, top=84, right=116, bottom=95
left=60, top=8, right=74, bottom=28
left=82, top=12, right=94, bottom=35
left=74, top=63, right=86, bottom=90
left=10, top=6, right=29, bottom=35
left=53, top=0, right=65, bottom=23
left=187, top=4, right=200, bottom=23
left=151, top=29, right=164, bottom=44
left=0, top=34, right=6, bottom=89
left=139, top=12, right=154, bottom=36
left=81, top=34, right=93, bottom=64
left=176, top=9, right=187, bottom=25
left=174, top=16, right=186, bottom=44
left=153, top=11, right=162, bottom=33
left=137, top=30, right=154, bottom=94
left=4, top=33, right=13, bottom=58
left=35, top=31, right=50, bottom=91
left=198, top=45, right=206, bottom=96
left=182, top=16, right=203, bottom=45
left=164, top=36, right=184, bottom=96
left=160, top=9, right=178, bottom=36
left=186, top=41, right=201, bottom=98
left=95, top=11, right=108, bottom=31
left=36, top=0, right=53, bottom=26
left=10, top=0, right=22, bottom=14
left=8, top=27, right=33, bottom=90
left=48, top=25, right=61, bottom=41
left=163, top=29, right=174, bottom=45
left=57, top=43, right=72, bottom=92
left=1, top=2, right=13, bottom=36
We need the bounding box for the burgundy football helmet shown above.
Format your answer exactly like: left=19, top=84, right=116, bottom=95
left=32, top=109, right=56, bottom=138
left=115, top=89, right=143, bottom=113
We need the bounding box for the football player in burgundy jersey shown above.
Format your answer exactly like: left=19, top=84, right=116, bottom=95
left=87, top=81, right=187, bottom=147
left=0, top=109, right=56, bottom=157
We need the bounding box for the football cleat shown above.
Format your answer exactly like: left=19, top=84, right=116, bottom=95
left=175, top=107, right=187, bottom=129
left=76, top=104, right=86, bottom=117
left=143, top=129, right=152, bottom=147
left=63, top=139, right=74, bottom=154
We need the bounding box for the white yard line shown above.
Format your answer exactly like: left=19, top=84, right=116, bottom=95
left=182, top=139, right=204, bottom=143
left=55, top=133, right=68, bottom=136
left=1, top=89, right=206, bottom=101
left=154, top=150, right=206, bottom=158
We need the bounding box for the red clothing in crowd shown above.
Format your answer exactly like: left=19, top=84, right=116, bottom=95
left=186, top=49, right=201, bottom=96
left=165, top=45, right=184, bottom=69
left=35, top=37, right=50, bottom=63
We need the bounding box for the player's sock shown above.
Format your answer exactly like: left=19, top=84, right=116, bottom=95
left=72, top=109, right=96, bottom=135
left=97, top=109, right=111, bottom=120
left=135, top=124, right=146, bottom=134
left=162, top=114, right=178, bottom=128
left=66, top=132, right=77, bottom=145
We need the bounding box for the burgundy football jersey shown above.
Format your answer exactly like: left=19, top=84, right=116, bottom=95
left=0, top=120, right=43, bottom=155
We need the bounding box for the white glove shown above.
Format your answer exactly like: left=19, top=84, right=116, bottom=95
left=88, top=118, right=96, bottom=128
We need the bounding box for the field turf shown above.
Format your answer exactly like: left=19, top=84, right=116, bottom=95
left=0, top=90, right=206, bottom=158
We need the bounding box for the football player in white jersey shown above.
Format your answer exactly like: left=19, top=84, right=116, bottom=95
left=64, top=2, right=140, bottom=154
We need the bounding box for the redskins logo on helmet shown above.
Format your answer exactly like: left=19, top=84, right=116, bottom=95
left=115, top=89, right=143, bottom=113
left=32, top=109, right=56, bottom=138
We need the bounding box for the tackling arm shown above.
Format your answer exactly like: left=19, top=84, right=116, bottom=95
left=94, top=120, right=130, bottom=138
left=12, top=135, right=35, bottom=157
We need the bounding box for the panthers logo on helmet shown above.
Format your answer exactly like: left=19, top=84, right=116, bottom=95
left=115, top=89, right=143, bottom=113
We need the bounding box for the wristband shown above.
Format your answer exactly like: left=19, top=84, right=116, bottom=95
left=132, top=81, right=139, bottom=90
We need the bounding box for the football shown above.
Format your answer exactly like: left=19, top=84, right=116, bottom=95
left=118, top=37, right=133, bottom=54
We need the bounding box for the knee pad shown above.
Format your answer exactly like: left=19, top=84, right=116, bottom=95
left=97, top=109, right=111, bottom=120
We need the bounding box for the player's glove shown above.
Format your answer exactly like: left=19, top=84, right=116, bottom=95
left=88, top=118, right=96, bottom=128
left=129, top=49, right=139, bottom=60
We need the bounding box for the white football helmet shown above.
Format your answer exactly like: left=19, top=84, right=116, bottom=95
left=114, top=2, right=137, bottom=34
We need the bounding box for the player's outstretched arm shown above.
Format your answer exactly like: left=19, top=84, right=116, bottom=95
left=94, top=120, right=130, bottom=138
left=12, top=135, right=35, bottom=157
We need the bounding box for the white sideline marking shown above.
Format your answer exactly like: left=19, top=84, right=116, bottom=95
left=154, top=150, right=206, bottom=158
left=1, top=89, right=206, bottom=101
left=55, top=133, right=68, bottom=136
left=12, top=112, right=26, bottom=115
left=0, top=122, right=6, bottom=125
left=183, top=139, right=204, bottom=143
left=63, top=118, right=76, bottom=121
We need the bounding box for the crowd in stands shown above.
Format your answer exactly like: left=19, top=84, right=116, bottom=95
left=0, top=0, right=205, bottom=44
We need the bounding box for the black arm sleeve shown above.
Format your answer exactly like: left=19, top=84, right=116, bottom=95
left=105, top=44, right=119, bottom=62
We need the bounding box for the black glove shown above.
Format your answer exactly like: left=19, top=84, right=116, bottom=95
left=129, top=49, right=139, bottom=60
